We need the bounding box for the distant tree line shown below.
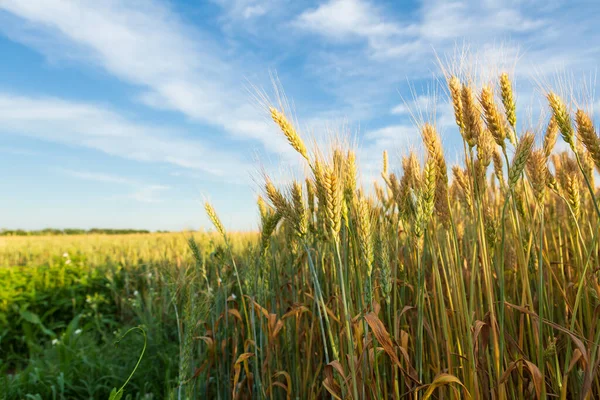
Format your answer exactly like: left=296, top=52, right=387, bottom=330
left=0, top=228, right=161, bottom=236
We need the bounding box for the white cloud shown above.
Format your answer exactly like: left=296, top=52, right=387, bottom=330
left=59, top=168, right=171, bottom=203
left=295, top=0, right=545, bottom=60
left=296, top=0, right=402, bottom=41
left=0, top=0, right=291, bottom=156
left=59, top=169, right=135, bottom=185
left=418, top=0, right=544, bottom=42
left=391, top=95, right=434, bottom=116
left=0, top=93, right=253, bottom=181
left=364, top=124, right=417, bottom=150
left=243, top=5, right=267, bottom=18
left=291, top=0, right=593, bottom=103
left=212, top=0, right=272, bottom=20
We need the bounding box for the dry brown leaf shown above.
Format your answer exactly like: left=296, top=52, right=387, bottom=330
left=422, top=373, right=471, bottom=399
left=499, top=358, right=543, bottom=399
left=271, top=371, right=292, bottom=400
left=232, top=353, right=254, bottom=400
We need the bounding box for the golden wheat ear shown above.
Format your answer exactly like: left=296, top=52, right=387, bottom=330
left=323, top=166, right=342, bottom=238
left=547, top=92, right=575, bottom=150
left=355, top=196, right=374, bottom=276
left=460, top=84, right=482, bottom=148
left=479, top=85, right=506, bottom=149
left=453, top=165, right=473, bottom=213
left=269, top=106, right=310, bottom=162
left=575, top=109, right=600, bottom=173
left=526, top=150, right=548, bottom=204
left=290, top=181, right=308, bottom=238
left=421, top=157, right=437, bottom=220
left=344, top=150, right=357, bottom=199
left=543, top=116, right=558, bottom=160
left=257, top=196, right=268, bottom=221
left=448, top=76, right=465, bottom=135
left=492, top=149, right=504, bottom=186
left=499, top=73, right=517, bottom=130
left=204, top=202, right=226, bottom=239
left=564, top=170, right=581, bottom=218
left=508, top=132, right=535, bottom=190
left=382, top=150, right=388, bottom=178
left=265, top=179, right=289, bottom=216
left=260, top=210, right=281, bottom=254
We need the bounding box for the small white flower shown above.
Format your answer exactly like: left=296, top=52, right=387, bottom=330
left=62, top=252, right=69, bottom=258
left=74, top=329, right=82, bottom=335
left=65, top=259, right=72, bottom=265
left=218, top=278, right=222, bottom=284
left=147, top=273, right=153, bottom=279
left=231, top=293, right=237, bottom=300
left=133, top=290, right=139, bottom=296
left=52, top=339, right=59, bottom=345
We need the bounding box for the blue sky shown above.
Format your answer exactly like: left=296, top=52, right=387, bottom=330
left=1, top=0, right=599, bottom=231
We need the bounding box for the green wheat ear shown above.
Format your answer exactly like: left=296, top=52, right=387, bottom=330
left=109, top=326, right=147, bottom=400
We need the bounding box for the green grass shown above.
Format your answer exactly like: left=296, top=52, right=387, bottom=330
left=0, top=233, right=253, bottom=399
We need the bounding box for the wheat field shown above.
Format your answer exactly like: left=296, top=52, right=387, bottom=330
left=3, top=68, right=600, bottom=399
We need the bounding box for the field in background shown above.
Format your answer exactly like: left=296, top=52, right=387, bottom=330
left=3, top=69, right=600, bottom=399
left=0, top=232, right=256, bottom=399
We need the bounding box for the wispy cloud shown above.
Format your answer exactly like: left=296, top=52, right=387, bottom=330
left=417, top=0, right=545, bottom=42
left=212, top=0, right=272, bottom=20
left=292, top=0, right=600, bottom=110
left=390, top=95, right=435, bottom=116
left=0, top=93, right=253, bottom=181
left=295, top=0, right=545, bottom=60
left=0, top=0, right=292, bottom=156
left=363, top=124, right=416, bottom=152
left=59, top=168, right=171, bottom=203
left=59, top=169, right=136, bottom=185
left=296, top=0, right=402, bottom=43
